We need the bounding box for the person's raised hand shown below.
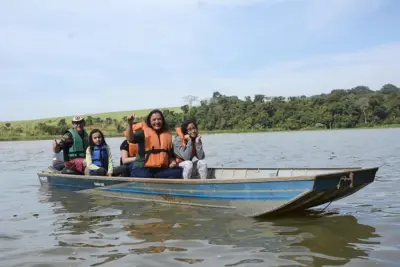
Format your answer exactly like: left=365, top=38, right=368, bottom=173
left=127, top=113, right=136, bottom=125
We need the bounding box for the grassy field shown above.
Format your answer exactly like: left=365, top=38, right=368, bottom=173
left=0, top=106, right=182, bottom=127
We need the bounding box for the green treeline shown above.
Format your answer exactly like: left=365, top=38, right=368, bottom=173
left=173, top=83, right=400, bottom=131
left=1, top=83, right=400, bottom=140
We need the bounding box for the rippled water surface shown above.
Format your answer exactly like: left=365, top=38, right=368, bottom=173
left=1, top=128, right=399, bottom=267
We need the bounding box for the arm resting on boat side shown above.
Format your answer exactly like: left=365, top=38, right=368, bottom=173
left=172, top=136, right=193, bottom=161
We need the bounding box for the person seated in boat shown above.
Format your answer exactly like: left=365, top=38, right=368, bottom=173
left=125, top=110, right=182, bottom=179
left=173, top=119, right=207, bottom=179
left=51, top=138, right=65, bottom=171
left=53, top=116, right=88, bottom=175
left=118, top=133, right=138, bottom=176
left=86, top=129, right=130, bottom=177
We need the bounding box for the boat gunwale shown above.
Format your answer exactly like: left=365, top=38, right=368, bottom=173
left=37, top=167, right=377, bottom=184
left=313, top=166, right=379, bottom=178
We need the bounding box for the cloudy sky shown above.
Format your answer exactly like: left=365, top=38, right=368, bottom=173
left=1, top=0, right=400, bottom=121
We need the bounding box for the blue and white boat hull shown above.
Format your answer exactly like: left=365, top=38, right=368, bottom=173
left=37, top=167, right=378, bottom=217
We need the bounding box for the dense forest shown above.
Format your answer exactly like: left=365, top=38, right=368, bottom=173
left=1, top=83, right=399, bottom=140
left=169, top=83, right=400, bottom=131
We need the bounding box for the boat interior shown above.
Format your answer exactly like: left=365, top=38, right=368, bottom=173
left=205, top=167, right=362, bottom=179
left=43, top=165, right=362, bottom=180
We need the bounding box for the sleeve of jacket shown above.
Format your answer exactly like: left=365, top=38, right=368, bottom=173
left=85, top=147, right=99, bottom=170
left=132, top=130, right=144, bottom=144
left=195, top=142, right=205, bottom=160
left=107, top=145, right=114, bottom=174
left=172, top=136, right=193, bottom=161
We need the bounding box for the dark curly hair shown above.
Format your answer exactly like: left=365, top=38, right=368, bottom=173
left=146, top=109, right=169, bottom=132
left=180, top=119, right=198, bottom=135
left=88, top=129, right=106, bottom=153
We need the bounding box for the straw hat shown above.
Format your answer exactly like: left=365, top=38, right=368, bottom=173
left=72, top=115, right=84, bottom=122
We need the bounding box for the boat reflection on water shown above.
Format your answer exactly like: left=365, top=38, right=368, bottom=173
left=40, top=187, right=381, bottom=267
left=263, top=212, right=381, bottom=266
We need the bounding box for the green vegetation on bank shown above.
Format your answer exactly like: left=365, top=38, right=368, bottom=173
left=1, top=83, right=400, bottom=141
left=0, top=107, right=182, bottom=141
left=6, top=107, right=182, bottom=125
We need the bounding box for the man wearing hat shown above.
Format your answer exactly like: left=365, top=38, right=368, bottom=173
left=53, top=116, right=89, bottom=174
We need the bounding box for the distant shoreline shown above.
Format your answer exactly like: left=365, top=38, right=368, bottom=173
left=1, top=124, right=399, bottom=142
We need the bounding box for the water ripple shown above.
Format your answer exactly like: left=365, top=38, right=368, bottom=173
left=0, top=128, right=400, bottom=266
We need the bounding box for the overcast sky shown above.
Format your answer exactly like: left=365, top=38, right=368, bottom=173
left=1, top=0, right=400, bottom=121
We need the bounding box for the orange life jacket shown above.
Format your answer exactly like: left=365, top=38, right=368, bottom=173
left=122, top=124, right=144, bottom=157
left=140, top=124, right=172, bottom=168
left=122, top=131, right=139, bottom=157
left=175, top=127, right=197, bottom=164
left=132, top=122, right=146, bottom=131
left=124, top=122, right=173, bottom=167
left=127, top=142, right=138, bottom=157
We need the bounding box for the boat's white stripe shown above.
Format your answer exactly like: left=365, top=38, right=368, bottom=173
left=98, top=187, right=306, bottom=193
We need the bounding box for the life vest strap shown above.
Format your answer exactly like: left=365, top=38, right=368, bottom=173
left=144, top=146, right=171, bottom=164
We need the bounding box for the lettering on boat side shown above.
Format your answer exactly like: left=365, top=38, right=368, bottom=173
left=94, top=182, right=105, bottom=187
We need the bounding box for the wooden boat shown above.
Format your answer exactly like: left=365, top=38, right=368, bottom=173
left=37, top=166, right=379, bottom=217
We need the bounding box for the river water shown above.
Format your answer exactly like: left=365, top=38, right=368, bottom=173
left=0, top=128, right=399, bottom=267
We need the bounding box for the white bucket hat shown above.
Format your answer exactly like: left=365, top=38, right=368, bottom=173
left=72, top=115, right=84, bottom=123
